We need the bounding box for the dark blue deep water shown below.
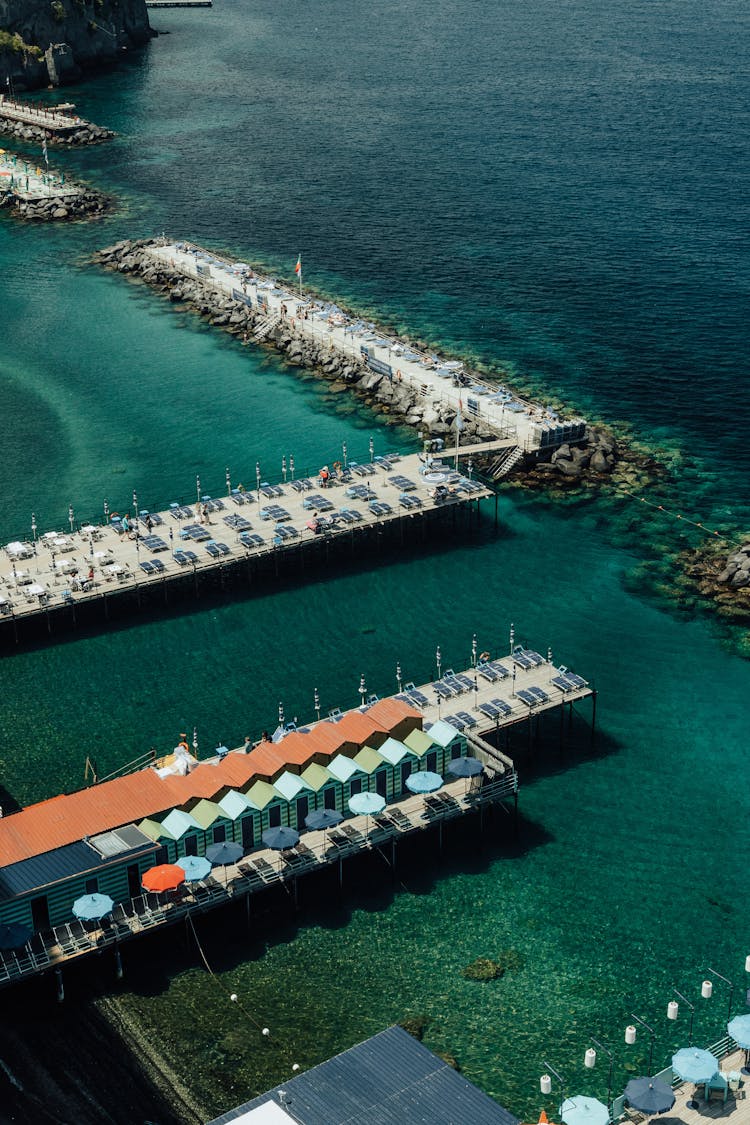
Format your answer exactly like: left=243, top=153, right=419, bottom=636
left=1, top=0, right=749, bottom=1118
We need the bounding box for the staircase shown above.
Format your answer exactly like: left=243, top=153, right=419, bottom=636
left=253, top=313, right=281, bottom=342
left=486, top=445, right=523, bottom=479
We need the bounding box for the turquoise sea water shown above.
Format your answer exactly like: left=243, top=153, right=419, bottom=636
left=1, top=0, right=750, bottom=1119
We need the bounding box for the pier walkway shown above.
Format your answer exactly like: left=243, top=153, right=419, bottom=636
left=0, top=773, right=516, bottom=992
left=146, top=240, right=587, bottom=457
left=0, top=150, right=77, bottom=202
left=0, top=95, right=86, bottom=134
left=0, top=450, right=490, bottom=633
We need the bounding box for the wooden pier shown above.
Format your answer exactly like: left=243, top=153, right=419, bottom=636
left=0, top=150, right=79, bottom=203
left=0, top=773, right=516, bottom=992
left=0, top=450, right=491, bottom=639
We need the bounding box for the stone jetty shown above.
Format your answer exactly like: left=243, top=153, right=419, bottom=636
left=0, top=150, right=109, bottom=220
left=0, top=94, right=114, bottom=145
left=94, top=238, right=620, bottom=487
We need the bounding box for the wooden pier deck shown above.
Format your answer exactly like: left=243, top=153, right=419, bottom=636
left=0, top=450, right=491, bottom=635
left=0, top=773, right=516, bottom=992
left=145, top=240, right=587, bottom=457
left=0, top=95, right=86, bottom=134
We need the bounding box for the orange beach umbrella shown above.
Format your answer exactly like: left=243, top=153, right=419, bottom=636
left=142, top=863, right=186, bottom=893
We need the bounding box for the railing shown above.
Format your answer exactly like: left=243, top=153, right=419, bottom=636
left=611, top=1033, right=740, bottom=1120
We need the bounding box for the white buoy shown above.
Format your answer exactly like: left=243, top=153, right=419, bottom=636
left=292, top=1063, right=300, bottom=1072
left=702, top=980, right=713, bottom=998
left=625, top=1025, right=636, bottom=1045
left=230, top=993, right=238, bottom=1002
left=262, top=1027, right=270, bottom=1037
left=667, top=1000, right=679, bottom=1020
left=540, top=1074, right=552, bottom=1095
left=585, top=1047, right=597, bottom=1068
left=745, top=955, right=750, bottom=974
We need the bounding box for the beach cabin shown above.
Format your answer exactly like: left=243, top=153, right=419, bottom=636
left=299, top=762, right=339, bottom=817
left=245, top=779, right=288, bottom=833
left=217, top=790, right=261, bottom=854
left=374, top=736, right=422, bottom=799
left=422, top=719, right=467, bottom=774
left=273, top=771, right=316, bottom=832
left=187, top=799, right=235, bottom=851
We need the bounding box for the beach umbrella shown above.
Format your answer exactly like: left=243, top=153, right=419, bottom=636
left=447, top=756, right=483, bottom=778
left=348, top=792, right=386, bottom=817
left=304, top=808, right=343, bottom=832
left=728, top=1014, right=750, bottom=1049
left=142, top=863, right=186, bottom=893
left=0, top=922, right=32, bottom=950
left=205, top=841, right=243, bottom=867
left=262, top=826, right=300, bottom=851
left=72, top=892, right=114, bottom=921
left=176, top=855, right=212, bottom=882
left=348, top=791, right=386, bottom=834
left=560, top=1096, right=609, bottom=1125
left=405, top=770, right=443, bottom=794
left=623, top=1077, right=675, bottom=1116
left=672, top=1047, right=719, bottom=1084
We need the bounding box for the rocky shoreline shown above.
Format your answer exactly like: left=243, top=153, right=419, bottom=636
left=2, top=185, right=110, bottom=220
left=93, top=238, right=639, bottom=492
left=682, top=538, right=750, bottom=627
left=0, top=115, right=115, bottom=146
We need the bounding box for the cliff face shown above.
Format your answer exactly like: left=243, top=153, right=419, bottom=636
left=0, top=0, right=152, bottom=89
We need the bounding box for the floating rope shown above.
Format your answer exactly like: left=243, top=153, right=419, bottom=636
left=615, top=487, right=733, bottom=544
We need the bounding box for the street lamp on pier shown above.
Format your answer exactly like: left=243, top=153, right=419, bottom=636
left=68, top=504, right=75, bottom=534
left=436, top=645, right=442, bottom=680
left=396, top=662, right=402, bottom=692
left=626, top=1013, right=656, bottom=1076
left=667, top=988, right=695, bottom=1045
left=585, top=1036, right=613, bottom=1111
left=226, top=467, right=231, bottom=496
left=540, top=1062, right=566, bottom=1115
left=314, top=688, right=320, bottom=721
left=471, top=633, right=477, bottom=668
left=359, top=674, right=367, bottom=707
left=369, top=436, right=374, bottom=463
left=31, top=513, right=37, bottom=553
left=704, top=968, right=735, bottom=1021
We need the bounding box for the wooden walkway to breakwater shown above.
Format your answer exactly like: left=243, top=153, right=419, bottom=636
left=0, top=450, right=491, bottom=638
left=144, top=240, right=588, bottom=460
left=0, top=95, right=113, bottom=144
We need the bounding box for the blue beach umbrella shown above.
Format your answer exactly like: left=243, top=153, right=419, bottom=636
left=304, top=808, right=343, bottom=832
left=0, top=922, right=32, bottom=950
left=623, top=1077, right=675, bottom=1115
left=176, top=855, right=212, bottom=882
left=447, top=756, right=483, bottom=778
left=72, top=892, right=114, bottom=921
left=560, top=1097, right=610, bottom=1125
left=728, top=1014, right=750, bottom=1049
left=205, top=841, right=243, bottom=866
left=348, top=792, right=386, bottom=817
left=672, top=1047, right=719, bottom=1084
left=405, top=770, right=443, bottom=794
left=262, top=826, right=300, bottom=851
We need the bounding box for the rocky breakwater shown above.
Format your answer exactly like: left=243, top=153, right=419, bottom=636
left=94, top=241, right=633, bottom=491
left=0, top=114, right=115, bottom=145
left=5, top=183, right=109, bottom=219
left=681, top=537, right=750, bottom=626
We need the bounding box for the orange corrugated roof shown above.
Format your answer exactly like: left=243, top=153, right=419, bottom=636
left=0, top=698, right=422, bottom=866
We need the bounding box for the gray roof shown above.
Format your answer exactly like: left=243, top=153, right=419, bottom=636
left=208, top=1025, right=519, bottom=1125
left=0, top=832, right=157, bottom=901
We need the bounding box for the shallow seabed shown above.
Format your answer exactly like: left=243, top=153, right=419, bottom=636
left=1, top=0, right=749, bottom=1118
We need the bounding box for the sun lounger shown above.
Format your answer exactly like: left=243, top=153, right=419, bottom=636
left=454, top=709, right=477, bottom=728
left=511, top=651, right=534, bottom=670
left=239, top=532, right=265, bottom=549
left=551, top=674, right=572, bottom=692
left=290, top=478, right=313, bottom=492
left=478, top=663, right=500, bottom=683
left=142, top=535, right=168, bottom=552
left=369, top=501, right=392, bottom=516
left=479, top=701, right=500, bottom=720
left=403, top=682, right=429, bottom=706
left=528, top=686, right=549, bottom=703
left=490, top=698, right=513, bottom=716
left=515, top=688, right=538, bottom=706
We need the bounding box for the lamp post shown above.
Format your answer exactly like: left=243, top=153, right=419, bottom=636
left=196, top=475, right=201, bottom=507
left=103, top=498, right=109, bottom=526
left=278, top=702, right=284, bottom=729
left=226, top=467, right=232, bottom=496
left=473, top=674, right=479, bottom=711
left=547, top=646, right=553, bottom=664
left=369, top=436, right=374, bottom=463
left=31, top=512, right=37, bottom=554
left=314, top=687, right=320, bottom=721
left=132, top=490, right=138, bottom=519
left=256, top=462, right=261, bottom=503
left=626, top=1013, right=656, bottom=1076
left=509, top=621, right=515, bottom=653
left=68, top=504, right=75, bottom=534
left=290, top=455, right=295, bottom=481
left=436, top=645, right=442, bottom=680
left=511, top=665, right=516, bottom=697
left=667, top=988, right=695, bottom=1046
left=282, top=456, right=287, bottom=483
left=396, top=662, right=402, bottom=692
left=359, top=674, right=367, bottom=707
left=585, top=1037, right=613, bottom=1111
left=343, top=441, right=348, bottom=470
left=704, top=968, right=735, bottom=1021
left=471, top=633, right=477, bottom=668
left=540, top=1062, right=566, bottom=1116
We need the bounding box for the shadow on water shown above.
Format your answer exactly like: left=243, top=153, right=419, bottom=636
left=0, top=509, right=509, bottom=656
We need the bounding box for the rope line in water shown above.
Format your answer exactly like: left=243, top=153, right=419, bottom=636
left=616, top=487, right=731, bottom=542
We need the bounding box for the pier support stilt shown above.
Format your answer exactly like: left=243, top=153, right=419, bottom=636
left=115, top=946, right=123, bottom=980
left=55, top=967, right=64, bottom=1003
left=590, top=690, right=597, bottom=748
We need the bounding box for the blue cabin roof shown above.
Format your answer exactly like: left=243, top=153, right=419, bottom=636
left=0, top=828, right=157, bottom=902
